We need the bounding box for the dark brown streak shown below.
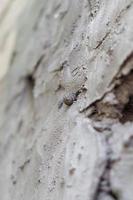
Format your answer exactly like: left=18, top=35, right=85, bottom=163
left=94, top=32, right=110, bottom=50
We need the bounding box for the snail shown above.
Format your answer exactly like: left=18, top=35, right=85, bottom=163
left=63, top=92, right=78, bottom=106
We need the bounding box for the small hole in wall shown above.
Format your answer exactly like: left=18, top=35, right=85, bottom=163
left=26, top=74, right=35, bottom=89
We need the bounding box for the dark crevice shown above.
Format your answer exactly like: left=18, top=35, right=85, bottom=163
left=85, top=70, right=133, bottom=123
left=120, top=95, right=133, bottom=123
left=32, top=54, right=44, bottom=74
left=94, top=31, right=110, bottom=49
left=25, top=74, right=35, bottom=90
left=24, top=55, right=44, bottom=90
left=93, top=136, right=120, bottom=200
left=81, top=51, right=133, bottom=114
left=5, top=54, right=45, bottom=112
left=119, top=52, right=133, bottom=72
left=109, top=51, right=133, bottom=86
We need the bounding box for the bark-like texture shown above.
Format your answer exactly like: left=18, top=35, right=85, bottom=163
left=0, top=0, right=133, bottom=200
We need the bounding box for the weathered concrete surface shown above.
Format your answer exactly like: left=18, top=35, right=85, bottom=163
left=0, top=0, right=133, bottom=200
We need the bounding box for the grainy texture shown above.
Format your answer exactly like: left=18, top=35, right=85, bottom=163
left=0, top=0, right=133, bottom=200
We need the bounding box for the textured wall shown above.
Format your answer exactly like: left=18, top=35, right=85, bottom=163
left=0, top=0, right=133, bottom=200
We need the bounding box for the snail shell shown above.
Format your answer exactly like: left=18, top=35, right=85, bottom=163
left=63, top=93, right=77, bottom=106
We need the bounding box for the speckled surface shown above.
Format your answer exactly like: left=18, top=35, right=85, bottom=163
left=0, top=0, right=133, bottom=200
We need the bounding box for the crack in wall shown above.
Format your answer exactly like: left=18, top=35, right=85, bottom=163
left=93, top=133, right=119, bottom=200
left=86, top=56, right=133, bottom=124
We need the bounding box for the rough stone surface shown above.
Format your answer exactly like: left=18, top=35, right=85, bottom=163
left=0, top=0, right=133, bottom=200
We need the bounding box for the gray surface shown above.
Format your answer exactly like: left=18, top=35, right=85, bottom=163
left=0, top=0, right=133, bottom=200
